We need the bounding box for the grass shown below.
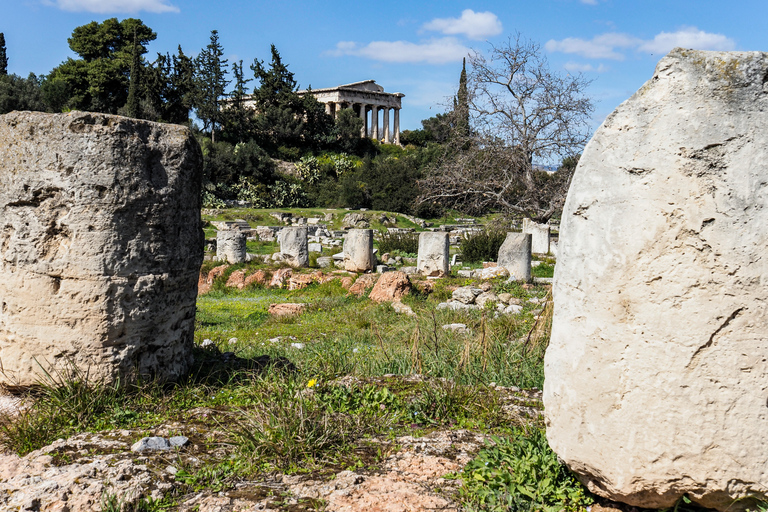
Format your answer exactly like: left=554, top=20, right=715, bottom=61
left=0, top=211, right=582, bottom=510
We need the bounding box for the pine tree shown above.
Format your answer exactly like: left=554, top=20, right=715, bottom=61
left=220, top=60, right=253, bottom=143
left=0, top=33, right=7, bottom=76
left=194, top=30, right=229, bottom=142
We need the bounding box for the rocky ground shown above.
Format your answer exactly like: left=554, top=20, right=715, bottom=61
left=0, top=386, right=542, bottom=512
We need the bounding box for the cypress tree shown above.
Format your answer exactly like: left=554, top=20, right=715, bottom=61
left=194, top=30, right=229, bottom=142
left=125, top=30, right=142, bottom=118
left=455, top=57, right=470, bottom=138
left=0, top=33, right=8, bottom=75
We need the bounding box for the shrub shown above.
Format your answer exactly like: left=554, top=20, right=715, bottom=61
left=414, top=201, right=444, bottom=220
left=377, top=231, right=419, bottom=255
left=460, top=229, right=507, bottom=263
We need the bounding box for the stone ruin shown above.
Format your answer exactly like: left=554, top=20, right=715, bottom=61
left=416, top=232, right=449, bottom=277
left=216, top=229, right=246, bottom=264
left=522, top=218, right=550, bottom=254
left=279, top=226, right=309, bottom=267
left=545, top=49, right=768, bottom=511
left=0, top=111, right=203, bottom=388
left=343, top=229, right=375, bottom=272
left=497, top=233, right=531, bottom=282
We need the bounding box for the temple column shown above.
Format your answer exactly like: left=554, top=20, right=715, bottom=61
left=383, top=108, right=391, bottom=144
left=359, top=103, right=367, bottom=138
left=334, top=102, right=343, bottom=119
left=325, top=102, right=332, bottom=116
left=394, top=108, right=401, bottom=145
left=371, top=106, right=379, bottom=140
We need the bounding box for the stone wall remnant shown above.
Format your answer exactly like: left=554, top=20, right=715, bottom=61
left=416, top=232, right=449, bottom=277
left=497, top=233, right=531, bottom=282
left=343, top=229, right=375, bottom=272
left=544, top=49, right=768, bottom=512
left=279, top=226, right=309, bottom=267
left=0, top=111, right=203, bottom=388
left=217, top=229, right=246, bottom=264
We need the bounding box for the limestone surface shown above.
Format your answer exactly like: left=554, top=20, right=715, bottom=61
left=544, top=49, right=768, bottom=511
left=279, top=226, right=309, bottom=267
left=497, top=233, right=531, bottom=282
left=522, top=218, right=550, bottom=254
left=368, top=271, right=411, bottom=303
left=0, top=111, right=202, bottom=388
left=416, top=232, right=449, bottom=277
left=343, top=229, right=375, bottom=272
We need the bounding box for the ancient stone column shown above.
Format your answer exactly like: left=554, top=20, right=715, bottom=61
left=0, top=111, right=203, bottom=388
left=371, top=106, right=379, bottom=140
left=279, top=226, right=309, bottom=267
left=333, top=102, right=342, bottom=119
left=383, top=108, right=391, bottom=143
left=523, top=218, right=550, bottom=254
left=417, top=232, right=449, bottom=277
left=394, top=108, right=401, bottom=145
left=359, top=103, right=367, bottom=138
left=217, top=229, right=246, bottom=264
left=343, top=229, right=375, bottom=272
left=497, top=233, right=531, bottom=282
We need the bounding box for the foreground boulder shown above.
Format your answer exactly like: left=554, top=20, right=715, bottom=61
left=0, top=111, right=202, bottom=388
left=545, top=49, right=768, bottom=511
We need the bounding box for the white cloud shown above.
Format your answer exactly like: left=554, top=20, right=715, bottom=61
left=44, top=0, right=179, bottom=13
left=329, top=37, right=469, bottom=65
left=422, top=9, right=502, bottom=40
left=545, top=33, right=640, bottom=60
left=547, top=27, right=736, bottom=60
left=638, top=27, right=736, bottom=54
left=564, top=61, right=608, bottom=73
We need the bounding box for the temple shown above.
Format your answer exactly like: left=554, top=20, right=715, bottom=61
left=298, top=80, right=404, bottom=145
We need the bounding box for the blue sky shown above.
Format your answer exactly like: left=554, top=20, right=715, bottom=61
left=3, top=1, right=765, bottom=133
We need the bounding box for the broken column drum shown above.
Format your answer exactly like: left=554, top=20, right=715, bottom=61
left=0, top=111, right=203, bottom=388
left=343, top=229, right=375, bottom=272
left=416, top=232, right=449, bottom=277
left=280, top=226, right=309, bottom=267
left=217, top=229, right=246, bottom=264
left=544, top=49, right=768, bottom=511
left=497, top=233, right=531, bottom=282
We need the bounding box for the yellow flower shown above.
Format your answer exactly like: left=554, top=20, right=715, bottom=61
left=307, top=378, right=317, bottom=388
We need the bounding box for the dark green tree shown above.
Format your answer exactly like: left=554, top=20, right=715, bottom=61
left=250, top=44, right=298, bottom=109
left=0, top=33, right=8, bottom=76
left=166, top=46, right=195, bottom=124
left=47, top=18, right=156, bottom=113
left=0, top=73, right=45, bottom=114
left=454, top=57, right=470, bottom=138
left=220, top=60, right=254, bottom=143
left=194, top=30, right=229, bottom=141
left=124, top=30, right=142, bottom=118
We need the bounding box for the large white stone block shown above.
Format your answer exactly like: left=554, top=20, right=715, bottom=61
left=343, top=229, right=374, bottom=272
left=280, top=226, right=309, bottom=267
left=523, top=218, right=550, bottom=254
left=217, top=229, right=246, bottom=264
left=417, top=232, right=449, bottom=277
left=544, top=49, right=768, bottom=511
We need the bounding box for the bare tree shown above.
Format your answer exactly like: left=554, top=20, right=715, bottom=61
left=419, top=34, right=593, bottom=221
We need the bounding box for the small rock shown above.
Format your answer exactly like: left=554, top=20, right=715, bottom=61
left=497, top=293, right=513, bottom=304
left=452, top=286, right=483, bottom=304
left=457, top=269, right=474, bottom=278
left=291, top=343, right=305, bottom=349
left=131, top=436, right=171, bottom=452
left=391, top=302, right=416, bottom=316
left=201, top=339, right=214, bottom=348
left=442, top=323, right=470, bottom=334
left=169, top=436, right=189, bottom=448
left=475, top=291, right=498, bottom=308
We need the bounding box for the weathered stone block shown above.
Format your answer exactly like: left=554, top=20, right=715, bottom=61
left=217, top=229, right=246, bottom=263
left=545, top=49, right=768, bottom=511
left=279, top=226, right=309, bottom=267
left=497, top=233, right=531, bottom=282
left=0, top=111, right=202, bottom=388
left=343, top=229, right=374, bottom=273
left=416, top=232, right=449, bottom=277
left=522, top=218, right=550, bottom=254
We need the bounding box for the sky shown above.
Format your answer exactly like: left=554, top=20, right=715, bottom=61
left=3, top=0, right=767, bottom=135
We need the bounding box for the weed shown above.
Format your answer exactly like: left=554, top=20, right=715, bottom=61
left=458, top=428, right=593, bottom=512
left=377, top=231, right=419, bottom=255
